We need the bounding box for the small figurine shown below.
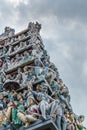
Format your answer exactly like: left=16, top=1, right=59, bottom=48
left=18, top=35, right=22, bottom=41
left=7, top=44, right=13, bottom=54
left=22, top=66, right=29, bottom=87
left=15, top=54, right=22, bottom=65
left=0, top=104, right=6, bottom=128
left=66, top=112, right=76, bottom=130
left=35, top=22, right=41, bottom=33
left=21, top=34, right=25, bottom=39
left=0, top=93, right=7, bottom=108
left=2, top=47, right=8, bottom=55
left=22, top=51, right=29, bottom=62
left=15, top=68, right=23, bottom=84
left=0, top=71, right=5, bottom=91
left=28, top=22, right=35, bottom=33
left=19, top=42, right=26, bottom=49
left=34, top=58, right=41, bottom=78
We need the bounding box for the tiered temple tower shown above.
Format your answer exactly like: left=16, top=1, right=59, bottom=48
left=0, top=22, right=82, bottom=130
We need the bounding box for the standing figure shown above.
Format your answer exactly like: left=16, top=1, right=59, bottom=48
left=5, top=57, right=10, bottom=69
left=22, top=66, right=29, bottom=87
left=15, top=68, right=23, bottom=84
left=15, top=54, right=22, bottom=65
left=34, top=58, right=41, bottom=79
left=0, top=71, right=5, bottom=91
left=0, top=93, right=7, bottom=109
left=2, top=47, right=8, bottom=56
left=19, top=42, right=26, bottom=49
left=7, top=44, right=13, bottom=54
left=66, top=112, right=76, bottom=130
left=59, top=85, right=72, bottom=112
left=22, top=51, right=29, bottom=62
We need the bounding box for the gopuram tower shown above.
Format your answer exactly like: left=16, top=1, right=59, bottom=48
left=0, top=22, right=85, bottom=130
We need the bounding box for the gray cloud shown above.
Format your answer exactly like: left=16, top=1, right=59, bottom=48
left=0, top=0, right=87, bottom=126
left=16, top=0, right=87, bottom=25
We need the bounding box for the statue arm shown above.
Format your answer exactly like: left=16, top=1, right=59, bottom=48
left=76, top=121, right=87, bottom=130
left=6, top=107, right=12, bottom=121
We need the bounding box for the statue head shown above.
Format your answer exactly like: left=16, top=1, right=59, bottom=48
left=78, top=115, right=85, bottom=123
left=28, top=96, right=36, bottom=106
left=0, top=93, right=3, bottom=101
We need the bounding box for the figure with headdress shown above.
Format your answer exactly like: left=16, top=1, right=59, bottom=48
left=17, top=94, right=39, bottom=127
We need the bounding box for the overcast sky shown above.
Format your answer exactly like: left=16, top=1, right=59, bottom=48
left=0, top=0, right=87, bottom=126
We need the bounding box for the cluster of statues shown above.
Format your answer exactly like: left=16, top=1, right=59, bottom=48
left=0, top=23, right=42, bottom=59
left=0, top=27, right=15, bottom=41
left=0, top=22, right=86, bottom=130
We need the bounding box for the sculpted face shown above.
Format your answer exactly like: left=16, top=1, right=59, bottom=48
left=0, top=94, right=3, bottom=100
left=70, top=113, right=75, bottom=119
left=28, top=98, right=34, bottom=106
left=36, top=85, right=40, bottom=91
left=80, top=117, right=84, bottom=122
left=17, top=94, right=22, bottom=101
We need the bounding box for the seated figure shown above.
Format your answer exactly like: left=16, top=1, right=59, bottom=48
left=30, top=87, right=57, bottom=120
left=17, top=95, right=39, bottom=127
